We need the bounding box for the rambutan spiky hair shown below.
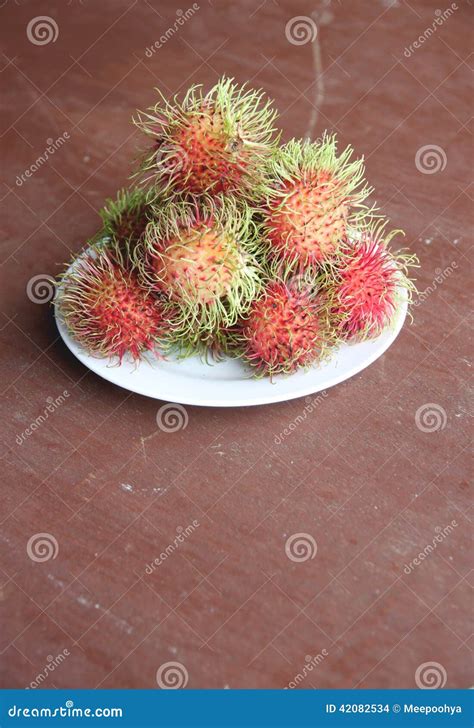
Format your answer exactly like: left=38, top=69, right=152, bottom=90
left=57, top=243, right=168, bottom=362
left=134, top=76, right=279, bottom=200
left=327, top=220, right=418, bottom=341
left=99, top=187, right=151, bottom=257
left=262, top=134, right=373, bottom=272
left=235, top=275, right=333, bottom=378
left=138, top=195, right=263, bottom=352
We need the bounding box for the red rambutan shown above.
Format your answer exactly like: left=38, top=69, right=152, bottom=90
left=58, top=246, right=167, bottom=362
left=262, top=135, right=371, bottom=271
left=134, top=77, right=278, bottom=199
left=329, top=224, right=416, bottom=341
left=238, top=279, right=328, bottom=377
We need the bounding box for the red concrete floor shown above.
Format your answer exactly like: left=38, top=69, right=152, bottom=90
left=0, top=0, right=472, bottom=690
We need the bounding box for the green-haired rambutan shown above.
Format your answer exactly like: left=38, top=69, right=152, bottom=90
left=138, top=197, right=262, bottom=351
left=328, top=222, right=417, bottom=341
left=57, top=245, right=168, bottom=362
left=236, top=277, right=331, bottom=377
left=262, top=135, right=372, bottom=272
left=134, top=76, right=279, bottom=200
left=99, top=187, right=151, bottom=257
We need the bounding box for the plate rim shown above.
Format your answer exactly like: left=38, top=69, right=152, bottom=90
left=55, top=273, right=408, bottom=408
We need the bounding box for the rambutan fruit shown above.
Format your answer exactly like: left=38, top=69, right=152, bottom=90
left=57, top=244, right=168, bottom=362
left=134, top=77, right=278, bottom=200
left=99, top=187, right=151, bottom=258
left=328, top=222, right=417, bottom=341
left=139, top=197, right=262, bottom=350
left=262, top=135, right=372, bottom=272
left=236, top=277, right=330, bottom=377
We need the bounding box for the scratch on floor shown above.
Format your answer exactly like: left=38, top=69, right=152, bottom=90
left=305, top=3, right=334, bottom=139
left=209, top=443, right=225, bottom=456
left=47, top=574, right=67, bottom=590
left=76, top=593, right=133, bottom=634
left=140, top=429, right=161, bottom=460
left=152, top=485, right=171, bottom=496
left=305, top=32, right=324, bottom=139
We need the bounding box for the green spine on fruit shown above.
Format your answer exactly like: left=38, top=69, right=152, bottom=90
left=98, top=187, right=151, bottom=258
left=134, top=76, right=279, bottom=201
left=232, top=271, right=336, bottom=378
left=137, top=195, right=264, bottom=353
left=324, top=219, right=418, bottom=342
left=57, top=242, right=168, bottom=362
left=262, top=134, right=374, bottom=272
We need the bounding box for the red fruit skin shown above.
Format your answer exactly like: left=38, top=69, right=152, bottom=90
left=241, top=282, right=322, bottom=376
left=265, top=172, right=348, bottom=269
left=164, top=111, right=247, bottom=196
left=64, top=257, right=165, bottom=362
left=334, top=240, right=399, bottom=340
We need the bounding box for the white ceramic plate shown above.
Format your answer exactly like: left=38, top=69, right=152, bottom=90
left=55, top=286, right=407, bottom=408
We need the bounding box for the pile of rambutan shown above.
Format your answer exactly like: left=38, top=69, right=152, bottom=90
left=56, top=77, right=417, bottom=379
